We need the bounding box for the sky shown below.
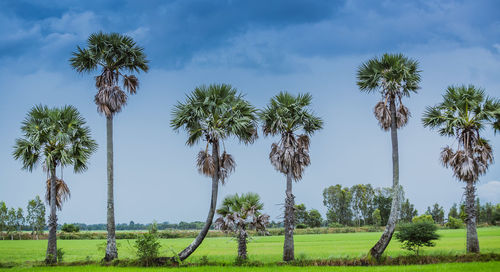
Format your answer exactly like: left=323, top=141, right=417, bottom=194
left=0, top=0, right=499, bottom=225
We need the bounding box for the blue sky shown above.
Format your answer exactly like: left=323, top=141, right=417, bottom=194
left=0, top=0, right=499, bottom=224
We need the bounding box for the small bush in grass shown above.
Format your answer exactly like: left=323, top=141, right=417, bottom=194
left=134, top=232, right=161, bottom=266
left=395, top=222, right=440, bottom=256
left=57, top=248, right=65, bottom=262
left=446, top=216, right=463, bottom=229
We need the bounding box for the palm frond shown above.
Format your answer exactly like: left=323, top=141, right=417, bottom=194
left=196, top=150, right=215, bottom=177
left=46, top=178, right=71, bottom=211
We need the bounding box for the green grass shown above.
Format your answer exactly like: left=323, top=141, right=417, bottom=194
left=1, top=262, right=500, bottom=272
left=0, top=227, right=499, bottom=264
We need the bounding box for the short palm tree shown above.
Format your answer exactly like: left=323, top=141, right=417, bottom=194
left=13, top=105, right=97, bottom=263
left=259, top=92, right=323, bottom=261
left=214, top=193, right=269, bottom=260
left=422, top=85, right=500, bottom=253
left=356, top=53, right=421, bottom=259
left=171, top=83, right=258, bottom=261
left=70, top=32, right=149, bottom=261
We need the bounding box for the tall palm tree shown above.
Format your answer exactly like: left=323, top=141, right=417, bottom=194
left=356, top=53, right=421, bottom=259
left=171, top=83, right=258, bottom=261
left=13, top=105, right=97, bottom=263
left=214, top=192, right=269, bottom=260
left=70, top=32, right=149, bottom=261
left=259, top=92, right=323, bottom=261
left=422, top=85, right=500, bottom=253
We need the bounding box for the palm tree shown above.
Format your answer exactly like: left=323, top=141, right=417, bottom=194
left=214, top=193, right=269, bottom=260
left=13, top=105, right=97, bottom=263
left=70, top=32, right=149, bottom=261
left=422, top=85, right=500, bottom=253
left=356, top=53, right=421, bottom=259
left=171, top=83, right=258, bottom=261
left=259, top=92, right=323, bottom=261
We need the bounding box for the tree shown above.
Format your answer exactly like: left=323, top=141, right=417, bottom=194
left=13, top=105, right=97, bottom=263
left=70, top=32, right=149, bottom=261
left=294, top=204, right=308, bottom=227
left=400, top=199, right=418, bottom=223
left=422, top=85, right=500, bottom=253
left=428, top=203, right=445, bottom=225
left=6, top=208, right=16, bottom=240
left=260, top=92, right=323, bottom=261
left=26, top=196, right=46, bottom=240
left=357, top=53, right=421, bottom=259
left=306, top=209, right=323, bottom=228
left=214, top=193, right=269, bottom=260
left=15, top=208, right=24, bottom=240
left=171, top=84, right=258, bottom=261
left=323, top=185, right=353, bottom=226
left=372, top=188, right=392, bottom=226
left=372, top=209, right=382, bottom=226
left=61, top=223, right=80, bottom=233
left=448, top=203, right=459, bottom=219
left=0, top=202, right=6, bottom=240
left=351, top=184, right=373, bottom=226
left=395, top=222, right=440, bottom=256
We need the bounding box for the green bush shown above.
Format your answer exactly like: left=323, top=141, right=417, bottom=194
left=412, top=214, right=434, bottom=224
left=61, top=223, right=80, bottom=233
left=395, top=222, right=440, bottom=256
left=446, top=216, right=463, bottom=229
left=134, top=233, right=161, bottom=266
left=57, top=248, right=65, bottom=262
left=328, top=222, right=343, bottom=228
left=296, top=223, right=308, bottom=229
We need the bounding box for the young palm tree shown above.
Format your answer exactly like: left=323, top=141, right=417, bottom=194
left=171, top=83, right=258, bottom=261
left=13, top=105, right=97, bottom=263
left=259, top=92, right=323, bottom=261
left=214, top=193, right=269, bottom=260
left=70, top=32, right=149, bottom=261
left=356, top=53, right=421, bottom=259
left=422, top=85, right=500, bottom=253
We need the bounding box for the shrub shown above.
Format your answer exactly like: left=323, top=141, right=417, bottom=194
left=412, top=214, right=434, bottom=224
left=134, top=233, right=161, bottom=266
left=296, top=223, right=308, bottom=229
left=445, top=216, right=463, bottom=229
left=61, top=223, right=80, bottom=233
left=328, top=222, right=343, bottom=228
left=395, top=222, right=440, bottom=256
left=57, top=248, right=65, bottom=262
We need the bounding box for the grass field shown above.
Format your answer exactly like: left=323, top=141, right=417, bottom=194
left=1, top=227, right=499, bottom=265
left=1, top=262, right=500, bottom=272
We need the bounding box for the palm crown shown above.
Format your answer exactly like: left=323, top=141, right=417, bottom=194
left=70, top=32, right=149, bottom=117
left=171, top=84, right=258, bottom=182
left=422, top=85, right=500, bottom=182
left=215, top=193, right=269, bottom=233
left=357, top=53, right=421, bottom=130
left=260, top=92, right=323, bottom=180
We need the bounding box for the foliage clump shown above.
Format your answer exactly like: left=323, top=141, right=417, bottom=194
left=61, top=224, right=80, bottom=233
left=134, top=227, right=161, bottom=266
left=395, top=222, right=440, bottom=256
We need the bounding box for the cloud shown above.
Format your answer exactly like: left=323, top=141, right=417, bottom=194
left=477, top=181, right=500, bottom=203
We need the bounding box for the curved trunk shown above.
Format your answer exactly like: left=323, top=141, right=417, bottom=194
left=283, top=170, right=295, bottom=261
left=104, top=116, right=118, bottom=261
left=369, top=97, right=400, bottom=259
left=237, top=230, right=248, bottom=260
left=465, top=181, right=480, bottom=253
left=45, top=167, right=57, bottom=264
left=178, top=140, right=220, bottom=261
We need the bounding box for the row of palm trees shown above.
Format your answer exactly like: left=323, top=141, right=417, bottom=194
left=12, top=32, right=500, bottom=264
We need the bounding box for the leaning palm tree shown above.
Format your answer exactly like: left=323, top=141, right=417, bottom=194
left=171, top=83, right=258, bottom=261
left=259, top=92, right=323, bottom=261
left=13, top=105, right=97, bottom=263
left=356, top=53, right=421, bottom=259
left=422, top=85, right=500, bottom=253
left=70, top=32, right=149, bottom=261
left=214, top=193, right=269, bottom=260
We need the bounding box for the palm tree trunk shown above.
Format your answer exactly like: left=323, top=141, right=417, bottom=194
left=283, top=169, right=295, bottom=261
left=369, top=97, right=400, bottom=259
left=465, top=181, right=480, bottom=253
left=178, top=140, right=220, bottom=261
left=104, top=116, right=118, bottom=261
left=238, top=230, right=248, bottom=260
left=45, top=167, right=57, bottom=264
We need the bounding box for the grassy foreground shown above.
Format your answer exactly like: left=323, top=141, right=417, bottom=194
left=0, top=228, right=499, bottom=264
left=1, top=262, right=500, bottom=272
